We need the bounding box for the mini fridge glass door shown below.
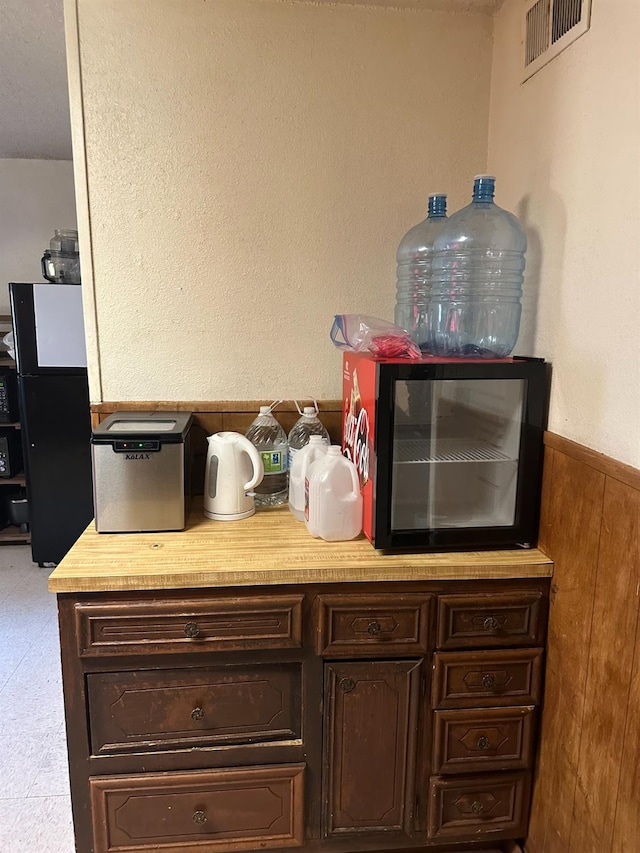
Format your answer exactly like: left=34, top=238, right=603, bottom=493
left=373, top=360, right=546, bottom=550
left=391, top=378, right=524, bottom=531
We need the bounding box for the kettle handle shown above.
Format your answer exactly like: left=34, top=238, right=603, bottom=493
left=235, top=435, right=264, bottom=492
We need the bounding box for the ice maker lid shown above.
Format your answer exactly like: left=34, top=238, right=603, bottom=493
left=92, top=411, right=193, bottom=443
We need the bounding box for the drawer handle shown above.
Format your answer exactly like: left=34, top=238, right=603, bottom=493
left=184, top=622, right=200, bottom=639
left=477, top=736, right=492, bottom=750
left=192, top=810, right=207, bottom=825
left=482, top=674, right=496, bottom=689
left=483, top=616, right=500, bottom=632
left=191, top=707, right=205, bottom=721
left=471, top=801, right=484, bottom=815
left=339, top=677, right=356, bottom=693
left=367, top=620, right=382, bottom=636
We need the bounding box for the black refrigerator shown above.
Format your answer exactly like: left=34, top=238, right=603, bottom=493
left=9, top=283, right=93, bottom=565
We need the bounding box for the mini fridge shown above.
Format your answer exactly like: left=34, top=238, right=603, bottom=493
left=342, top=354, right=548, bottom=550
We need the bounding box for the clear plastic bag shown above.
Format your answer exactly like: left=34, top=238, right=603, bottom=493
left=330, top=314, right=420, bottom=359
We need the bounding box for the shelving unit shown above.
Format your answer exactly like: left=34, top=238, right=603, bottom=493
left=0, top=340, right=30, bottom=545
left=393, top=437, right=516, bottom=464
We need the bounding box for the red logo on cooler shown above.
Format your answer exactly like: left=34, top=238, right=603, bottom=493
left=343, top=368, right=370, bottom=487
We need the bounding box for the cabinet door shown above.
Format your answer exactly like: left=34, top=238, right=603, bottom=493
left=322, top=660, right=420, bottom=837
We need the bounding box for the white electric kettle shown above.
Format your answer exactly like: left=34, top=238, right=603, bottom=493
left=204, top=432, right=264, bottom=521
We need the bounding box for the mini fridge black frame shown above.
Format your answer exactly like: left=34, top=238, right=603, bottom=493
left=372, top=357, right=548, bottom=551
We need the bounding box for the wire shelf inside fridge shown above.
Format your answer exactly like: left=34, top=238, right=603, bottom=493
left=393, top=437, right=516, bottom=464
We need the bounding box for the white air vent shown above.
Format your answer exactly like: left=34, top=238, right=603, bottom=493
left=522, top=0, right=592, bottom=81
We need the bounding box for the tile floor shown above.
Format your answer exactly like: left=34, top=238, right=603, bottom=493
left=0, top=545, right=75, bottom=852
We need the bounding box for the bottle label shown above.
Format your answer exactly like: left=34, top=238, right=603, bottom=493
left=304, top=476, right=310, bottom=521
left=260, top=450, right=287, bottom=474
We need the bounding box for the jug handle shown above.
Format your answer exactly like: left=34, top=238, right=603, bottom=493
left=236, top=435, right=264, bottom=492
left=41, top=253, right=55, bottom=283
left=346, top=455, right=360, bottom=496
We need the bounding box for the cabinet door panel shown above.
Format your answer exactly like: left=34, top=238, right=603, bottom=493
left=323, top=659, right=420, bottom=837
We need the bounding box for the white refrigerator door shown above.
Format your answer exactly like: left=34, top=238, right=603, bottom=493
left=33, top=284, right=87, bottom=368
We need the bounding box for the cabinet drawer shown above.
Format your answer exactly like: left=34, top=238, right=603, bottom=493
left=432, top=706, right=536, bottom=774
left=90, top=764, right=305, bottom=853
left=87, top=663, right=302, bottom=755
left=432, top=649, right=543, bottom=708
left=428, top=772, right=529, bottom=839
left=75, top=594, right=303, bottom=657
left=316, top=594, right=430, bottom=656
left=437, top=592, right=544, bottom=650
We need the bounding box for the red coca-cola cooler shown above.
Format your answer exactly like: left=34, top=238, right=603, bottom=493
left=342, top=353, right=548, bottom=550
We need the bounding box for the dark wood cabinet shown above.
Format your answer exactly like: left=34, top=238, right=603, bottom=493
left=432, top=706, right=536, bottom=775
left=75, top=594, right=304, bottom=656
left=316, top=594, right=431, bottom=657
left=432, top=649, right=543, bottom=709
left=90, top=764, right=305, bottom=853
left=87, top=662, right=303, bottom=755
left=322, top=659, right=421, bottom=837
left=428, top=772, right=530, bottom=839
left=57, top=578, right=549, bottom=853
left=436, top=592, right=544, bottom=650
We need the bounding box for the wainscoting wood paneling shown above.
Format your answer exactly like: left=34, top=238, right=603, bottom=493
left=91, top=401, right=343, bottom=440
left=527, top=436, right=640, bottom=853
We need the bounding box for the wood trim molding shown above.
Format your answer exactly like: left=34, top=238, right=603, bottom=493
left=544, top=432, right=640, bottom=492
left=91, top=400, right=343, bottom=414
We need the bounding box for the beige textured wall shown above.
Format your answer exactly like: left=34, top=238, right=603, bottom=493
left=488, top=0, right=640, bottom=467
left=0, top=159, right=77, bottom=314
left=68, top=0, right=493, bottom=402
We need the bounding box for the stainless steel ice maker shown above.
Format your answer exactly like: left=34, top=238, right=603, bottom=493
left=91, top=411, right=192, bottom=533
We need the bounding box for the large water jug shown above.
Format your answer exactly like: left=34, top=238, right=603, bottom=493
left=289, top=435, right=328, bottom=522
left=245, top=405, right=288, bottom=507
left=394, top=193, right=447, bottom=350
left=305, top=446, right=362, bottom=541
left=428, top=175, right=526, bottom=358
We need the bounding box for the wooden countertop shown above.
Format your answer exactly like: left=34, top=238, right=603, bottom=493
left=48, top=504, right=553, bottom=593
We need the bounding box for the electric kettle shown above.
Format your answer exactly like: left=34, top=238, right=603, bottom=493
left=204, top=432, right=264, bottom=521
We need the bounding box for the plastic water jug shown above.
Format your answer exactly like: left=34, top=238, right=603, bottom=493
left=394, top=193, right=447, bottom=350
left=428, top=175, right=526, bottom=357
left=245, top=405, right=288, bottom=506
left=288, top=436, right=328, bottom=521
left=305, top=446, right=362, bottom=541
left=287, top=404, right=330, bottom=470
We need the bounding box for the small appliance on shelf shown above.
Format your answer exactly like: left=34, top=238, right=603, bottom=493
left=0, top=429, right=22, bottom=478
left=342, top=353, right=548, bottom=551
left=0, top=368, right=19, bottom=422
left=91, top=412, right=193, bottom=533
left=41, top=229, right=81, bottom=284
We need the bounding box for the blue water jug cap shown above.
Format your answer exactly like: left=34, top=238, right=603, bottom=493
left=428, top=193, right=447, bottom=218
left=473, top=175, right=495, bottom=201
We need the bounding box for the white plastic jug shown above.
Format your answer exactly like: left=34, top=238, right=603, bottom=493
left=289, top=435, right=329, bottom=522
left=305, top=446, right=363, bottom=541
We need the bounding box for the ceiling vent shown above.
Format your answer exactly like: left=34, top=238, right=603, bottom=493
left=522, top=0, right=592, bottom=81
